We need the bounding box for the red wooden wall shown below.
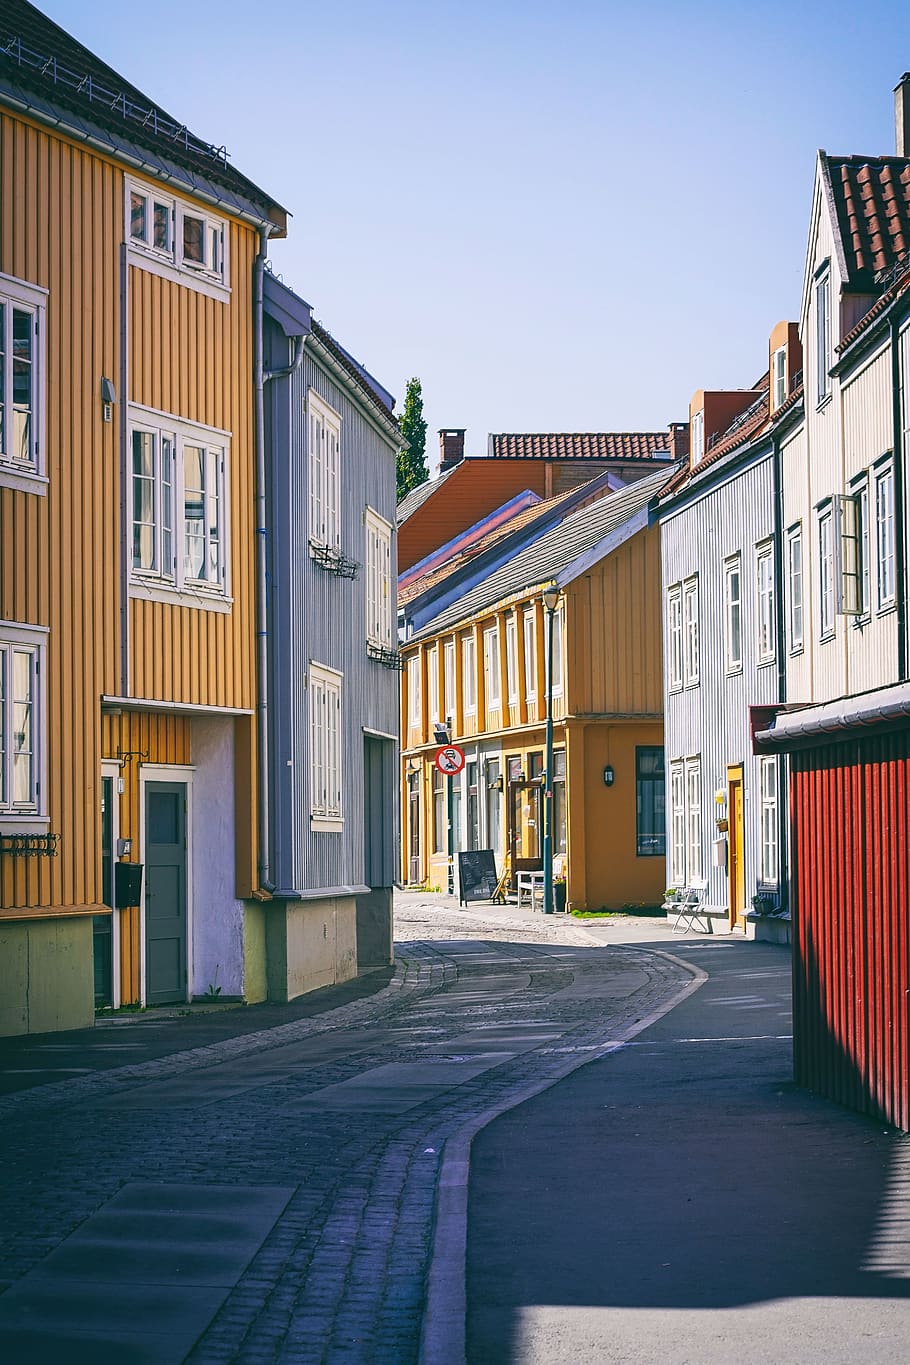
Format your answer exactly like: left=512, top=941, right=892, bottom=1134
left=791, top=730, right=910, bottom=1131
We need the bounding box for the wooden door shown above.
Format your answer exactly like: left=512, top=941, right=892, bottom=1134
left=728, top=766, right=745, bottom=930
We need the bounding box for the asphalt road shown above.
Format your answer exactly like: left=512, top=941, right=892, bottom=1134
left=0, top=896, right=692, bottom=1364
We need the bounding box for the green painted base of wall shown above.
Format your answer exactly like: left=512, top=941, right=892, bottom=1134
left=265, top=897, right=358, bottom=1004
left=242, top=903, right=268, bottom=1004
left=0, top=917, right=95, bottom=1037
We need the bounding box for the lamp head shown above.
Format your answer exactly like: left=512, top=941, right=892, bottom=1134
left=542, top=582, right=560, bottom=613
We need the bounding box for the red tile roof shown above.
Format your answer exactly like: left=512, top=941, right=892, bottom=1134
left=488, top=432, right=670, bottom=461
left=822, top=154, right=910, bottom=288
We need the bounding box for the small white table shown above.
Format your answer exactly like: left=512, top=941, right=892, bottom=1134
left=517, top=871, right=546, bottom=911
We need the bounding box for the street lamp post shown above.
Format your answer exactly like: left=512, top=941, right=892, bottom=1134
left=542, top=582, right=560, bottom=915
left=434, top=719, right=455, bottom=895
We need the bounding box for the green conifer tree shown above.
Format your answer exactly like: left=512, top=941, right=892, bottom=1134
left=397, top=377, right=428, bottom=502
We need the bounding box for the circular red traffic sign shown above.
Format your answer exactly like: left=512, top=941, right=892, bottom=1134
left=434, top=744, right=466, bottom=775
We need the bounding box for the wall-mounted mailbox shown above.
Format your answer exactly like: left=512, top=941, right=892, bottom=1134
left=712, top=836, right=727, bottom=868
left=115, top=861, right=144, bottom=907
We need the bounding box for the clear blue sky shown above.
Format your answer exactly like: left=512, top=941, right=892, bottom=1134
left=36, top=0, right=910, bottom=468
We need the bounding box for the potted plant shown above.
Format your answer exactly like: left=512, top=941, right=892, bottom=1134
left=554, top=876, right=567, bottom=913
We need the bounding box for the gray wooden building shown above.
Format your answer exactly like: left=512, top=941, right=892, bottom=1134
left=261, top=273, right=400, bottom=997
left=657, top=343, right=803, bottom=936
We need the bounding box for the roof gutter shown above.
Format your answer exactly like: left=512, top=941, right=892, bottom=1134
left=753, top=682, right=910, bottom=752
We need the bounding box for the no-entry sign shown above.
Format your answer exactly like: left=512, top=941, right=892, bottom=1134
left=434, top=744, right=466, bottom=775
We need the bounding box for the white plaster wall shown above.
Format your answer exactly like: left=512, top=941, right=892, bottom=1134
left=191, top=716, right=245, bottom=998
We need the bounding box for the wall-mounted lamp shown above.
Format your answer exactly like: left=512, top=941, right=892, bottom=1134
left=101, top=376, right=116, bottom=424
left=489, top=776, right=504, bottom=792
left=603, top=765, right=615, bottom=787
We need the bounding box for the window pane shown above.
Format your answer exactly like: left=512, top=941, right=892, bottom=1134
left=12, top=309, right=32, bottom=462
left=184, top=443, right=206, bottom=579
left=183, top=215, right=205, bottom=263
left=154, top=202, right=171, bottom=250
left=12, top=650, right=33, bottom=805
left=130, top=191, right=147, bottom=241
left=132, top=431, right=157, bottom=570
left=207, top=447, right=220, bottom=582
left=636, top=746, right=666, bottom=856
left=0, top=302, right=5, bottom=456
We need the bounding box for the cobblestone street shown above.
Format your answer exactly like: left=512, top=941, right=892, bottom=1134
left=0, top=895, right=694, bottom=1364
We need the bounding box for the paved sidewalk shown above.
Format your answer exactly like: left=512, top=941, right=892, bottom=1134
left=466, top=927, right=910, bottom=1365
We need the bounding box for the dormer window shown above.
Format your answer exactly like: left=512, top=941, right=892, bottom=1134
left=772, top=346, right=787, bottom=410
left=691, top=410, right=705, bottom=465
left=126, top=177, right=229, bottom=297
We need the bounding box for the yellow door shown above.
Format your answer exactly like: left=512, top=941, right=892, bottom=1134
left=728, top=766, right=745, bottom=929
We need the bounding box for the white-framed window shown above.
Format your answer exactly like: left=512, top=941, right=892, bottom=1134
left=126, top=176, right=229, bottom=295
left=818, top=504, right=835, bottom=639
left=427, top=646, right=439, bottom=731
left=483, top=626, right=501, bottom=711
left=444, top=640, right=455, bottom=723
left=462, top=634, right=477, bottom=714
left=667, top=584, right=682, bottom=691
left=669, top=760, right=686, bottom=886
left=686, top=756, right=703, bottom=884
left=816, top=269, right=832, bottom=405
left=683, top=576, right=699, bottom=686
left=0, top=273, right=47, bottom=491
left=309, top=662, right=342, bottom=829
left=756, top=541, right=775, bottom=664
left=506, top=615, right=519, bottom=703
left=408, top=654, right=420, bottom=730
left=772, top=346, right=787, bottom=410
left=856, top=479, right=870, bottom=618
left=0, top=622, right=48, bottom=822
left=787, top=523, right=803, bottom=652
left=523, top=609, right=537, bottom=701
left=690, top=410, right=705, bottom=465
left=545, top=606, right=564, bottom=697
left=129, top=408, right=229, bottom=602
left=309, top=390, right=341, bottom=552
left=365, top=507, right=393, bottom=647
left=759, top=755, right=779, bottom=885
left=875, top=463, right=896, bottom=610
left=834, top=490, right=863, bottom=617
left=724, top=555, right=742, bottom=674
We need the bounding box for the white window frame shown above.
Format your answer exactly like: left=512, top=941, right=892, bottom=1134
left=875, top=463, right=896, bottom=611
left=308, top=390, right=341, bottom=553
left=772, top=346, right=787, bottom=410
left=669, top=760, right=686, bottom=886
left=546, top=606, right=564, bottom=697
left=787, top=523, right=804, bottom=653
left=690, top=410, right=705, bottom=465
left=818, top=504, right=835, bottom=640
left=0, top=621, right=49, bottom=829
left=834, top=491, right=863, bottom=617
left=364, top=506, right=393, bottom=647
left=667, top=584, right=683, bottom=691
left=685, top=756, right=703, bottom=884
left=0, top=273, right=48, bottom=494
left=724, top=555, right=742, bottom=674
left=444, top=640, right=455, bottom=724
left=125, top=176, right=229, bottom=299
left=506, top=615, right=519, bottom=703
left=483, top=626, right=501, bottom=712
left=128, top=405, right=230, bottom=608
left=816, top=270, right=832, bottom=406
left=309, top=661, right=343, bottom=830
left=756, top=540, right=775, bottom=665
left=523, top=609, right=537, bottom=701
left=759, top=755, right=779, bottom=885
left=462, top=634, right=477, bottom=715
left=426, top=645, right=439, bottom=732
left=682, top=576, right=699, bottom=686
left=408, top=654, right=420, bottom=730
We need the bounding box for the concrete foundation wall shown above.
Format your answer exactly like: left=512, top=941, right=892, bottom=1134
left=242, top=903, right=268, bottom=1003
left=0, top=917, right=95, bottom=1036
left=356, top=888, right=394, bottom=972
left=266, top=897, right=358, bottom=1003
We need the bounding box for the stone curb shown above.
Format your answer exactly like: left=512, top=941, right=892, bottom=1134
left=418, top=948, right=709, bottom=1365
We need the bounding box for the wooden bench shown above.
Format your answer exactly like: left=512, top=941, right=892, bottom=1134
left=664, top=887, right=710, bottom=934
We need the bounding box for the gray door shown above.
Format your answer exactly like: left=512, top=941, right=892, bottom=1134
left=145, top=782, right=188, bottom=1005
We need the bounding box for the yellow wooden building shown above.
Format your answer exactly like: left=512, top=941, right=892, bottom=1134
left=400, top=469, right=670, bottom=911
left=0, top=4, right=286, bottom=1031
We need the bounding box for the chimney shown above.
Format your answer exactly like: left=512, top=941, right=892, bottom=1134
left=896, top=73, right=910, bottom=157
left=438, top=428, right=466, bottom=473
left=667, top=422, right=690, bottom=462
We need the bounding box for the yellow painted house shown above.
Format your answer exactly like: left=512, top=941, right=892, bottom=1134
left=0, top=2, right=286, bottom=1031
left=400, top=469, right=671, bottom=911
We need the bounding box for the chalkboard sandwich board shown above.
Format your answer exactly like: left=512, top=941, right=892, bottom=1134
left=458, top=849, right=498, bottom=904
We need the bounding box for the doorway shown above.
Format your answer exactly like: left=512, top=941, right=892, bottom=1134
left=144, top=781, right=188, bottom=1004
left=94, top=774, right=115, bottom=1007
left=728, top=764, right=746, bottom=930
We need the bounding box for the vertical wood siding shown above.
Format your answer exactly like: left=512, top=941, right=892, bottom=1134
left=661, top=452, right=781, bottom=913
left=791, top=731, right=910, bottom=1131
left=0, top=113, right=119, bottom=914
